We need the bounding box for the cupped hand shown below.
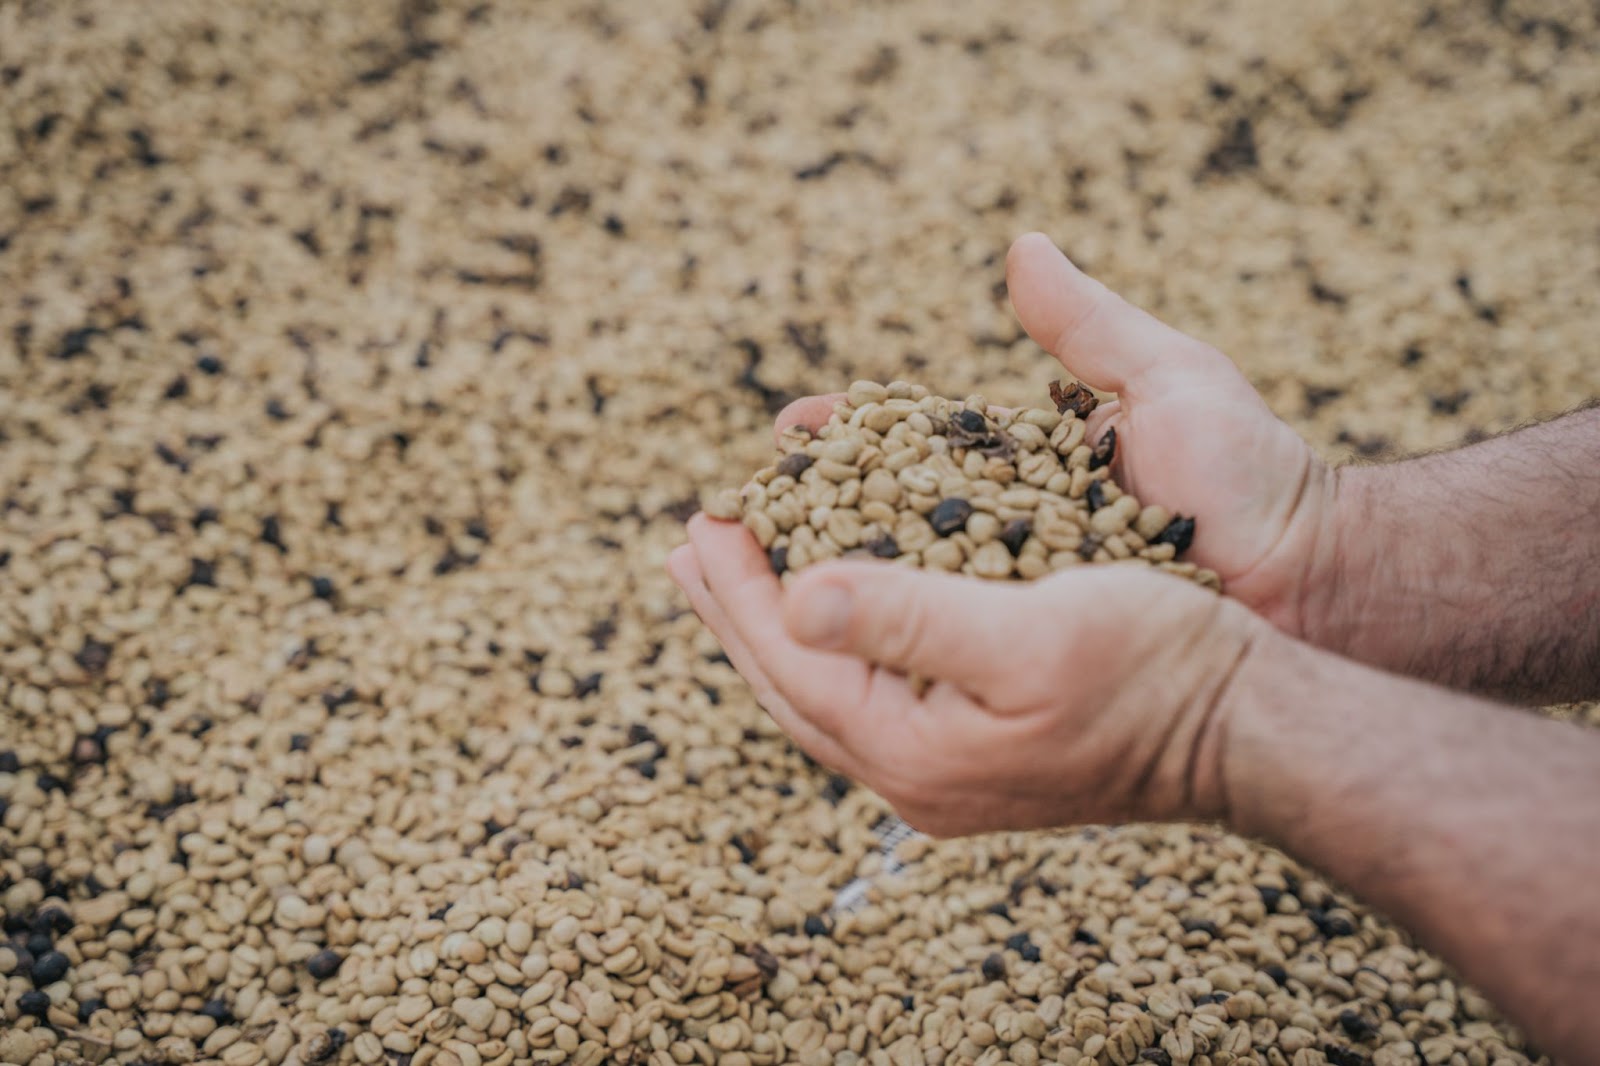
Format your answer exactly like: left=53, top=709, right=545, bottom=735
left=1004, top=233, right=1338, bottom=636
left=668, top=514, right=1264, bottom=836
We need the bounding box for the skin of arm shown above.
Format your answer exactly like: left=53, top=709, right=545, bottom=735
left=1307, top=408, right=1600, bottom=704
left=1221, top=629, right=1600, bottom=1064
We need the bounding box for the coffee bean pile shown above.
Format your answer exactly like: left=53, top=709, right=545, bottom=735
left=706, top=381, right=1220, bottom=591
left=2, top=1, right=1595, bottom=1065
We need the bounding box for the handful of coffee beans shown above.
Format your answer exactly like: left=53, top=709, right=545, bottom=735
left=706, top=380, right=1220, bottom=591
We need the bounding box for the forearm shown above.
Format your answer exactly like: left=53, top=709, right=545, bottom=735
left=1222, top=634, right=1600, bottom=1064
left=1306, top=406, right=1600, bottom=703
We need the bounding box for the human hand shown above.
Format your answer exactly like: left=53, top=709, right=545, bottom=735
left=668, top=515, right=1264, bottom=836
left=1003, top=233, right=1338, bottom=636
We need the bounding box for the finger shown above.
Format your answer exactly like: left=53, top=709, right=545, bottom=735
left=781, top=560, right=1070, bottom=700
left=667, top=544, right=863, bottom=774
left=1006, top=232, right=1229, bottom=402
left=684, top=514, right=878, bottom=742
left=774, top=394, right=846, bottom=442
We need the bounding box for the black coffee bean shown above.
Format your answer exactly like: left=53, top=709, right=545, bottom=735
left=803, top=915, right=830, bottom=937
left=954, top=409, right=988, bottom=433
left=1089, top=426, right=1116, bottom=469
left=768, top=546, right=789, bottom=576
left=1085, top=480, right=1106, bottom=512
left=75, top=638, right=112, bottom=673
left=1140, top=1051, right=1173, bottom=1066
left=0, top=750, right=17, bottom=773
left=1004, top=932, right=1031, bottom=953
left=865, top=535, right=899, bottom=559
left=1324, top=1046, right=1370, bottom=1066
left=306, top=948, right=343, bottom=980
left=196, top=354, right=224, bottom=375
left=290, top=734, right=311, bottom=752
left=776, top=452, right=814, bottom=479
left=265, top=398, right=290, bottom=420
left=18, top=989, right=50, bottom=1017
left=200, top=998, right=233, bottom=1023
left=986, top=902, right=1010, bottom=919
left=185, top=557, right=217, bottom=588
left=1262, top=963, right=1289, bottom=987
left=31, top=947, right=68, bottom=979
left=980, top=953, right=1006, bottom=981
left=999, top=519, right=1031, bottom=557
left=1020, top=942, right=1041, bottom=962
left=820, top=775, right=851, bottom=805
left=1152, top=516, right=1196, bottom=555
left=261, top=515, right=287, bottom=553
left=1076, top=533, right=1103, bottom=561
left=1071, top=927, right=1099, bottom=945
left=1338, top=1009, right=1378, bottom=1041
left=78, top=996, right=106, bottom=1021
left=1257, top=884, right=1283, bottom=911
left=1179, top=917, right=1219, bottom=937
left=193, top=506, right=220, bottom=528
left=636, top=760, right=658, bottom=779
left=27, top=932, right=53, bottom=957
left=574, top=673, right=602, bottom=699
left=311, top=576, right=336, bottom=600
left=35, top=908, right=71, bottom=936
left=929, top=498, right=974, bottom=537
left=901, top=994, right=915, bottom=1010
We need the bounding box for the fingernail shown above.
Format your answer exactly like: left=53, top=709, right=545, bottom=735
left=790, top=582, right=853, bottom=648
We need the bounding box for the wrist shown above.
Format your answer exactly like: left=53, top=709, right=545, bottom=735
left=1293, top=460, right=1388, bottom=661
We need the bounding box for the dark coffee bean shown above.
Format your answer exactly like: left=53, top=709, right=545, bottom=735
left=261, top=515, right=287, bottom=552
left=78, top=996, right=106, bottom=1021
left=193, top=506, right=220, bottom=528
left=731, top=834, right=757, bottom=865
left=290, top=733, right=311, bottom=752
left=1020, top=942, right=1041, bottom=962
left=954, top=409, right=988, bottom=433
left=72, top=734, right=106, bottom=765
left=1076, top=533, right=1103, bottom=562
left=164, top=375, right=190, bottom=399
left=1049, top=379, right=1099, bottom=417
left=1338, top=1009, right=1378, bottom=1041
left=803, top=915, right=830, bottom=937
left=574, top=672, right=602, bottom=699
left=1072, top=927, right=1099, bottom=945
left=986, top=902, right=1011, bottom=919
left=265, top=398, right=290, bottom=420
left=1262, top=963, right=1289, bottom=987
left=774, top=782, right=793, bottom=797
left=75, top=638, right=112, bottom=673
left=36, top=772, right=66, bottom=794
left=196, top=354, right=224, bottom=375
left=776, top=453, right=814, bottom=479
left=1089, top=426, right=1117, bottom=469
left=865, top=535, right=899, bottom=559
left=0, top=750, right=17, bottom=773
left=768, top=546, right=789, bottom=576
left=999, top=518, right=1031, bottom=557
left=306, top=948, right=343, bottom=980
left=1085, top=480, right=1106, bottom=512
left=18, top=989, right=50, bottom=1017
left=901, top=994, right=915, bottom=1010
left=1197, top=992, right=1230, bottom=1005
left=1324, top=1046, right=1370, bottom=1066
left=1179, top=917, right=1218, bottom=937
left=820, top=775, right=851, bottom=805
left=928, top=498, right=973, bottom=536
left=35, top=908, right=71, bottom=936
left=1131, top=874, right=1151, bottom=890
left=311, top=576, right=336, bottom=600
left=185, top=557, right=217, bottom=589
left=30, top=950, right=68, bottom=985
left=636, top=760, right=658, bottom=779
left=980, top=953, right=1006, bottom=981
left=1140, top=1051, right=1173, bottom=1066
left=200, top=998, right=233, bottom=1023
left=27, top=932, right=53, bottom=957
left=1257, top=884, right=1283, bottom=910
left=1152, top=515, right=1196, bottom=555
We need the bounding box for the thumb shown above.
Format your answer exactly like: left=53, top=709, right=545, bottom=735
left=1005, top=232, right=1230, bottom=402
left=782, top=560, right=1050, bottom=693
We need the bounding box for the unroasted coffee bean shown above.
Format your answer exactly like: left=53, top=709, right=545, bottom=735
left=1152, top=515, right=1196, bottom=555
left=929, top=498, right=974, bottom=536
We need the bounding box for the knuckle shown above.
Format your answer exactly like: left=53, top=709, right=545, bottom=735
left=872, top=584, right=935, bottom=667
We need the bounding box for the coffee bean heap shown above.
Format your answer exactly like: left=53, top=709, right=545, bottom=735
left=707, top=381, right=1220, bottom=591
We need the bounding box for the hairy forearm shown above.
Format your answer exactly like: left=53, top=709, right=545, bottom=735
left=1307, top=406, right=1600, bottom=703
left=1223, top=635, right=1600, bottom=1064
